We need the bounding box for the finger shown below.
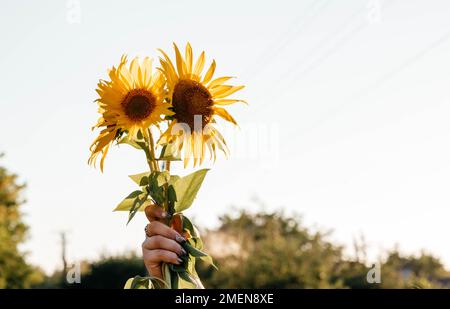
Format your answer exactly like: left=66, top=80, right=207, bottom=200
left=143, top=248, right=182, bottom=265
left=145, top=205, right=167, bottom=222
left=142, top=235, right=186, bottom=256
left=146, top=264, right=162, bottom=279
left=146, top=221, right=185, bottom=243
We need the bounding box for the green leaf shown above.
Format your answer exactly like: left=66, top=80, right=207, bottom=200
left=169, top=252, right=189, bottom=274
left=158, top=143, right=181, bottom=161
left=170, top=272, right=179, bottom=289
left=129, top=172, right=150, bottom=186
left=124, top=275, right=166, bottom=289
left=187, top=237, right=203, bottom=250
left=178, top=276, right=196, bottom=289
left=129, top=171, right=170, bottom=187
left=155, top=171, right=170, bottom=186
left=139, top=176, right=149, bottom=186
left=162, top=263, right=172, bottom=289
left=148, top=172, right=165, bottom=206
left=169, top=264, right=186, bottom=273
left=150, top=277, right=167, bottom=289
left=114, top=198, right=132, bottom=212
left=200, top=255, right=218, bottom=270
left=113, top=190, right=148, bottom=212
left=117, top=135, right=141, bottom=150
left=179, top=256, right=200, bottom=288
left=113, top=198, right=150, bottom=212
left=190, top=236, right=204, bottom=250
left=137, top=130, right=144, bottom=140
left=187, top=256, right=197, bottom=275
left=126, top=190, right=143, bottom=199
left=114, top=198, right=133, bottom=212
left=178, top=271, right=194, bottom=284
left=172, top=169, right=209, bottom=212
left=127, top=194, right=148, bottom=224
left=185, top=242, right=207, bottom=258
left=168, top=185, right=177, bottom=201
left=169, top=175, right=181, bottom=185
left=182, top=215, right=199, bottom=238
left=130, top=276, right=150, bottom=289
left=124, top=277, right=134, bottom=289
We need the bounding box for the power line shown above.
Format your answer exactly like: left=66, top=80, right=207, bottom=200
left=292, top=26, right=450, bottom=146
left=295, top=1, right=396, bottom=81
left=243, top=0, right=332, bottom=79
left=264, top=0, right=396, bottom=105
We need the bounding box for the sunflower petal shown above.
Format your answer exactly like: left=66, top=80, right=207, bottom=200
left=185, top=42, right=193, bottom=74
left=183, top=134, right=192, bottom=168
left=129, top=57, right=139, bottom=85
left=214, top=99, right=247, bottom=106
left=159, top=59, right=176, bottom=86
left=192, top=131, right=199, bottom=166
left=210, top=85, right=232, bottom=96
left=200, top=137, right=206, bottom=165
left=213, top=107, right=238, bottom=125
left=89, top=128, right=117, bottom=171
left=142, top=57, right=153, bottom=88
left=119, top=64, right=133, bottom=90
left=202, top=60, right=216, bottom=84
left=137, top=66, right=144, bottom=88
left=205, top=138, right=215, bottom=161
left=211, top=127, right=229, bottom=157
left=193, top=51, right=205, bottom=78
left=99, top=143, right=111, bottom=172
left=213, top=85, right=245, bottom=99
left=208, top=76, right=234, bottom=89
left=173, top=43, right=187, bottom=77
left=158, top=48, right=178, bottom=79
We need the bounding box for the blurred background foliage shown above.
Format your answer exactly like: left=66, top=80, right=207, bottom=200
left=196, top=211, right=450, bottom=288
left=0, top=154, right=44, bottom=288
left=1, top=157, right=450, bottom=289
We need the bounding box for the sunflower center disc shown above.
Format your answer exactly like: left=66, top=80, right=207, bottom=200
left=172, top=79, right=213, bottom=131
left=122, top=89, right=156, bottom=121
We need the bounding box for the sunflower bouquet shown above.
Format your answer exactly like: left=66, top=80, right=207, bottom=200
left=89, top=43, right=245, bottom=289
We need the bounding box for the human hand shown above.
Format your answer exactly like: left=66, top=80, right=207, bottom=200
left=142, top=206, right=186, bottom=279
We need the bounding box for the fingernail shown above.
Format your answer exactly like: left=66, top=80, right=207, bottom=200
left=161, top=211, right=167, bottom=218
left=175, top=234, right=186, bottom=243
left=177, top=257, right=183, bottom=264
left=181, top=248, right=187, bottom=256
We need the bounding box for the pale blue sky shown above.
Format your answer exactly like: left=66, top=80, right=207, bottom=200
left=1, top=0, right=450, bottom=273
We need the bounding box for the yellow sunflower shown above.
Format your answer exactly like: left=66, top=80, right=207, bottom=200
left=158, top=43, right=245, bottom=166
left=89, top=55, right=172, bottom=171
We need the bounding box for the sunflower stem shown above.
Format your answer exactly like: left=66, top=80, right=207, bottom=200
left=146, top=158, right=154, bottom=172
left=147, top=129, right=159, bottom=172
left=163, top=160, right=171, bottom=214
left=165, top=160, right=171, bottom=173
left=141, top=144, right=154, bottom=172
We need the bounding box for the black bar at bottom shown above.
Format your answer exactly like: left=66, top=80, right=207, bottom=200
left=0, top=289, right=449, bottom=307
